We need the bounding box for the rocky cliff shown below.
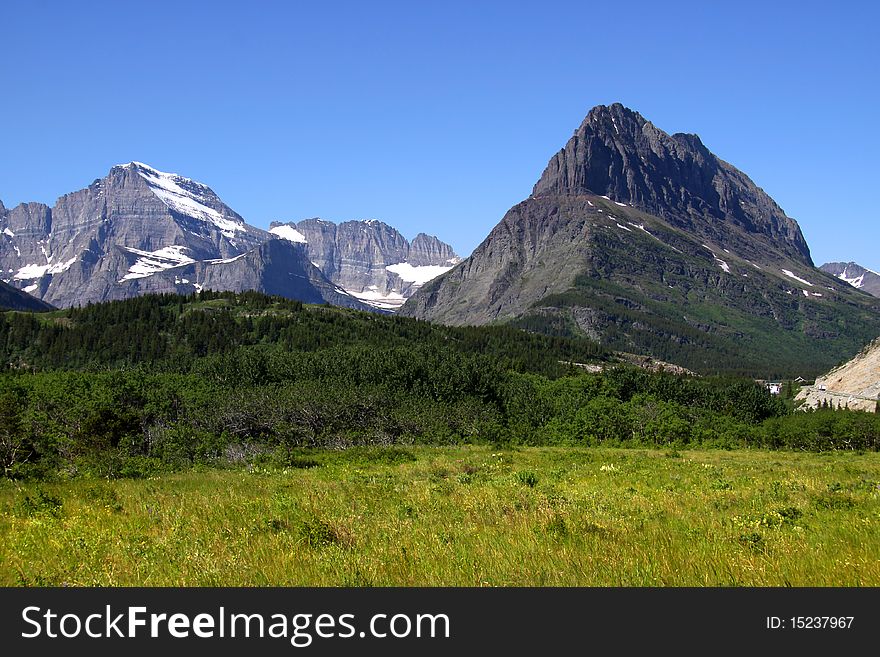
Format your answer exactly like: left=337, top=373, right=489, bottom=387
left=533, top=103, right=812, bottom=265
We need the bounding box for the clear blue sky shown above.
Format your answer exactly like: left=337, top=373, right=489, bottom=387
left=1, top=0, right=877, bottom=271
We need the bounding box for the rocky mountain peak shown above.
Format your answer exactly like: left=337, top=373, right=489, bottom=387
left=583, top=102, right=646, bottom=129
left=105, top=162, right=250, bottom=235
left=409, top=233, right=459, bottom=267
left=533, top=103, right=812, bottom=265
left=401, top=104, right=880, bottom=374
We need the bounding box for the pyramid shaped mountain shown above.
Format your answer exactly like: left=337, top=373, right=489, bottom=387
left=533, top=104, right=811, bottom=264
left=401, top=104, right=880, bottom=376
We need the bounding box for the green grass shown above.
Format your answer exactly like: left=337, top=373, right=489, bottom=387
left=2, top=446, right=879, bottom=586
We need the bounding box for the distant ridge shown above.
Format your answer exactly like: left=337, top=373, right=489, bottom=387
left=269, top=218, right=459, bottom=310
left=820, top=261, right=880, bottom=298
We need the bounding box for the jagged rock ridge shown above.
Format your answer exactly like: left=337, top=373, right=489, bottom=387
left=269, top=218, right=459, bottom=310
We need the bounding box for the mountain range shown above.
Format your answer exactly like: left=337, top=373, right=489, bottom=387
left=268, top=219, right=459, bottom=310
left=2, top=105, right=878, bottom=378
left=0, top=163, right=457, bottom=310
left=400, top=103, right=880, bottom=377
left=820, top=262, right=880, bottom=298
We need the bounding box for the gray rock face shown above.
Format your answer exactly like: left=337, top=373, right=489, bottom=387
left=0, top=163, right=370, bottom=310
left=401, top=196, right=599, bottom=325
left=269, top=219, right=459, bottom=310
left=109, top=239, right=363, bottom=308
left=401, top=103, right=880, bottom=375
left=409, top=233, right=459, bottom=266
left=533, top=103, right=812, bottom=265
left=820, top=262, right=880, bottom=298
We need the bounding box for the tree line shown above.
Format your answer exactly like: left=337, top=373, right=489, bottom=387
left=1, top=291, right=878, bottom=479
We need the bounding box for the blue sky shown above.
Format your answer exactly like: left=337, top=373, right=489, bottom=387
left=1, top=1, right=877, bottom=271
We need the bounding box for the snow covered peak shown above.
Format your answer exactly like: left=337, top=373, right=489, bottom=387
left=114, top=162, right=246, bottom=237
left=114, top=161, right=203, bottom=187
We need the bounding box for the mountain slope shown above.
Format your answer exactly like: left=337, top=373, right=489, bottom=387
left=0, top=280, right=54, bottom=311
left=796, top=338, right=880, bottom=412
left=401, top=104, right=880, bottom=377
left=269, top=218, right=459, bottom=309
left=820, top=262, right=880, bottom=298
left=0, top=163, right=371, bottom=310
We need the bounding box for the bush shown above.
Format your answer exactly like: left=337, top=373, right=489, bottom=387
left=14, top=489, right=63, bottom=517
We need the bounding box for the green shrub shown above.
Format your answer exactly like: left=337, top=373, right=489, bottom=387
left=14, top=489, right=63, bottom=518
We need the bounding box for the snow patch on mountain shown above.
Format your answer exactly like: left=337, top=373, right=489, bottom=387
left=836, top=266, right=866, bottom=289
left=15, top=257, right=78, bottom=280
left=386, top=262, right=453, bottom=285
left=121, top=162, right=247, bottom=238
left=119, top=245, right=195, bottom=282
left=348, top=286, right=407, bottom=311
left=269, top=224, right=308, bottom=243
left=701, top=245, right=731, bottom=273
left=781, top=269, right=814, bottom=287
left=206, top=253, right=248, bottom=265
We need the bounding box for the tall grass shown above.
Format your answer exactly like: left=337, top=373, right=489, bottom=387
left=2, top=447, right=878, bottom=586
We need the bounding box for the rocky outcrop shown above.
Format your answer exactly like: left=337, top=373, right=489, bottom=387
left=796, top=338, right=880, bottom=412
left=402, top=103, right=880, bottom=376
left=820, top=262, right=880, bottom=298
left=0, top=163, right=370, bottom=310
left=270, top=219, right=459, bottom=310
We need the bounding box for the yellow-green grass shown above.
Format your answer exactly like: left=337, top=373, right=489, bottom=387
left=2, top=447, right=879, bottom=586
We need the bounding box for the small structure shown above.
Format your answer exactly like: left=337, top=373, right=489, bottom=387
left=765, top=382, right=782, bottom=395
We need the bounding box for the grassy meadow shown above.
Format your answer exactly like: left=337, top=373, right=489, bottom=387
left=2, top=446, right=878, bottom=586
